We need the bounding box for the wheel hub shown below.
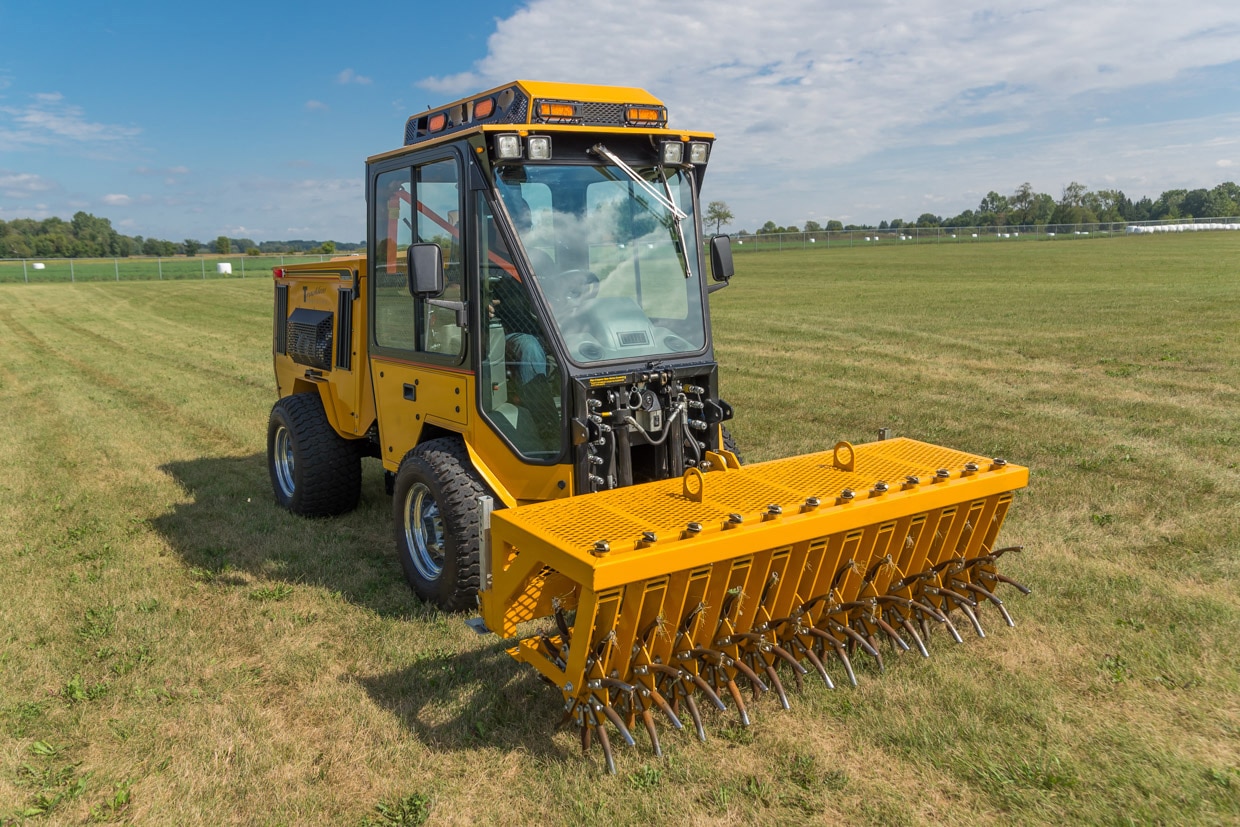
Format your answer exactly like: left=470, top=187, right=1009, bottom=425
left=404, top=482, right=445, bottom=581
left=273, top=424, right=295, bottom=497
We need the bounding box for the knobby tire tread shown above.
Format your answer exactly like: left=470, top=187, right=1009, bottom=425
left=396, top=437, right=488, bottom=611
left=270, top=392, right=362, bottom=517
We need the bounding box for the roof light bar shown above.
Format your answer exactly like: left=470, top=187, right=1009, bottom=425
left=535, top=100, right=579, bottom=124
left=626, top=105, right=667, bottom=126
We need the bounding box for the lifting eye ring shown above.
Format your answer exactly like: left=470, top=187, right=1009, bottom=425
left=682, top=467, right=705, bottom=502
left=833, top=441, right=855, bottom=472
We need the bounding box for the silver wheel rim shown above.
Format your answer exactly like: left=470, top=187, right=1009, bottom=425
left=273, top=424, right=296, bottom=497
left=404, top=482, right=445, bottom=582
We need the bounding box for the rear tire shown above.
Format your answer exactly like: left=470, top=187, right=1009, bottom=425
left=392, top=438, right=487, bottom=611
left=267, top=392, right=362, bottom=517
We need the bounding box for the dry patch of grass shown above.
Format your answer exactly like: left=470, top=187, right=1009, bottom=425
left=1, top=234, right=1238, bottom=824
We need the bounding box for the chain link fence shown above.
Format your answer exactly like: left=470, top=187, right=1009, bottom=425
left=0, top=252, right=360, bottom=285
left=725, top=216, right=1240, bottom=253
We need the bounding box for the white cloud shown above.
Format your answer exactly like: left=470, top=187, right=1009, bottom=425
left=102, top=193, right=131, bottom=206
left=1219, top=159, right=1235, bottom=167
left=419, top=0, right=1240, bottom=225
left=0, top=92, right=140, bottom=151
left=336, top=68, right=372, bottom=85
left=305, top=99, right=329, bottom=112
left=0, top=171, right=58, bottom=197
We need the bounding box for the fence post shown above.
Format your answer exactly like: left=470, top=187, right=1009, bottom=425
left=22, top=259, right=27, bottom=283
left=201, top=257, right=205, bottom=279
left=115, top=258, right=119, bottom=281
left=70, top=259, right=75, bottom=283
left=241, top=257, right=245, bottom=277
left=158, top=257, right=163, bottom=280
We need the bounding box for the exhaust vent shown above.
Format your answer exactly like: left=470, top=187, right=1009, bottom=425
left=287, top=308, right=333, bottom=370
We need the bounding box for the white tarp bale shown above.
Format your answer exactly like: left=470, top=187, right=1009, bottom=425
left=216, top=263, right=233, bottom=274
left=32, top=262, right=45, bottom=270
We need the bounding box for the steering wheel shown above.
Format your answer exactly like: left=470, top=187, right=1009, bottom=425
left=548, top=269, right=600, bottom=312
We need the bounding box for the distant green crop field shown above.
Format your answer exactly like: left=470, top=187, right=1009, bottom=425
left=0, top=233, right=1237, bottom=825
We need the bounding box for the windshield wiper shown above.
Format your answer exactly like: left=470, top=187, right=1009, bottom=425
left=589, top=144, right=692, bottom=278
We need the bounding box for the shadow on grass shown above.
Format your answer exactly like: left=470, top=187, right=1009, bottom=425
left=154, top=453, right=416, bottom=618
left=349, top=642, right=573, bottom=762
left=155, top=453, right=579, bottom=761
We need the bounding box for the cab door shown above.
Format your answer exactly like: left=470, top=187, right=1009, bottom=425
left=368, top=148, right=472, bottom=471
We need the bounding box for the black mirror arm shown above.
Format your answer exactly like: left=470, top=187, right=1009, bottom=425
left=427, top=298, right=469, bottom=330
left=707, top=280, right=730, bottom=294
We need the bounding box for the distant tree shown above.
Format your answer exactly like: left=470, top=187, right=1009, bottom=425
left=705, top=201, right=734, bottom=235
left=759, top=221, right=778, bottom=234
left=803, top=220, right=821, bottom=233
left=888, top=218, right=905, bottom=229
left=1178, top=188, right=1211, bottom=219
left=1030, top=193, right=1056, bottom=225
left=916, top=213, right=941, bottom=227
left=826, top=220, right=843, bottom=231
left=878, top=220, right=889, bottom=230
left=215, top=235, right=231, bottom=255
left=317, top=240, right=337, bottom=255
left=1059, top=182, right=1088, bottom=208
left=246, top=247, right=261, bottom=256
left=1011, top=182, right=1035, bottom=220
left=977, top=191, right=1009, bottom=225
left=184, top=239, right=201, bottom=256
left=1205, top=183, right=1238, bottom=217
left=1050, top=182, right=1098, bottom=226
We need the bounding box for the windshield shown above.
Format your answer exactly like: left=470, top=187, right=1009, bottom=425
left=494, top=163, right=707, bottom=365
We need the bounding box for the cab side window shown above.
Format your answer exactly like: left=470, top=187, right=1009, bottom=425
left=371, top=158, right=465, bottom=358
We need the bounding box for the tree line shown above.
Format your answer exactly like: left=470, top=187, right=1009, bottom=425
left=0, top=212, right=363, bottom=259
left=714, top=180, right=1240, bottom=235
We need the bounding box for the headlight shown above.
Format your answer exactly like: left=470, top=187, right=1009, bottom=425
left=687, top=141, right=710, bottom=164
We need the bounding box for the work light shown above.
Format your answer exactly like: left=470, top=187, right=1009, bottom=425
left=494, top=134, right=522, bottom=160
left=659, top=141, right=684, bottom=164
left=687, top=141, right=710, bottom=164
left=526, top=135, right=552, bottom=160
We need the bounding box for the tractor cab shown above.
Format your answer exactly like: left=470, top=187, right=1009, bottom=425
left=368, top=81, right=734, bottom=497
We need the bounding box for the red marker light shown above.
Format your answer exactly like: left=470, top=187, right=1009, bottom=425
left=273, top=268, right=285, bottom=278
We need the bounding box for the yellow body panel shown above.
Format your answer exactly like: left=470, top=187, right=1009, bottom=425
left=272, top=262, right=374, bottom=439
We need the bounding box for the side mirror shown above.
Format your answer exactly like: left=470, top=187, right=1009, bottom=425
left=709, top=235, right=734, bottom=282
left=406, top=243, right=444, bottom=297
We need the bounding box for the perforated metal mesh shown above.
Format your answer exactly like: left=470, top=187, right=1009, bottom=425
left=501, top=438, right=1008, bottom=556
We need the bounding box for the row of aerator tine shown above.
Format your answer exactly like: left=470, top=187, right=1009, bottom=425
left=555, top=536, right=1029, bottom=774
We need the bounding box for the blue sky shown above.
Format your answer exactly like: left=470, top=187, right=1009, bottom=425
left=3, top=0, right=1239, bottom=242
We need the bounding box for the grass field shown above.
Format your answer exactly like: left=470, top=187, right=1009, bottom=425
left=1, top=234, right=1237, bottom=825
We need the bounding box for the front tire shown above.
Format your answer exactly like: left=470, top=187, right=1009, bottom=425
left=267, top=392, right=362, bottom=517
left=392, top=438, right=487, bottom=611
left=722, top=426, right=745, bottom=465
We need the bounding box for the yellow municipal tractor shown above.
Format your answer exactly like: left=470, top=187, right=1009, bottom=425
left=267, top=80, right=1030, bottom=772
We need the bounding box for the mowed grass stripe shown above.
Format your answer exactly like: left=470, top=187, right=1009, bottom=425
left=0, top=293, right=258, bottom=456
